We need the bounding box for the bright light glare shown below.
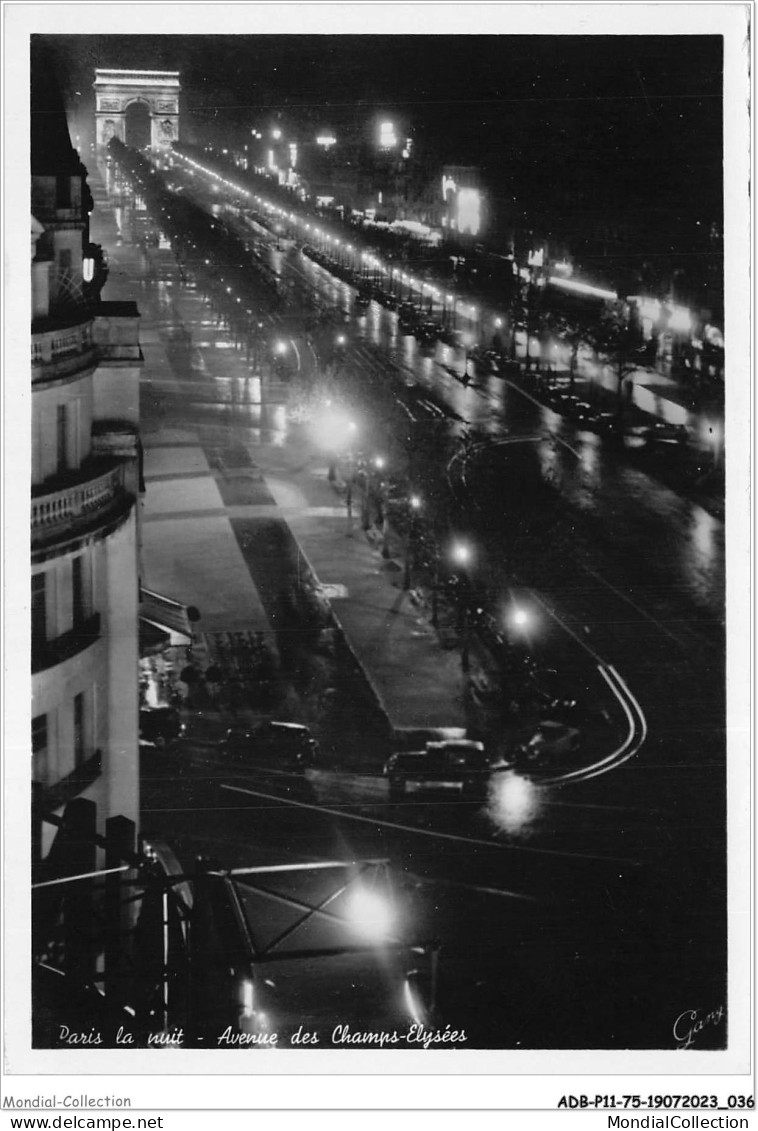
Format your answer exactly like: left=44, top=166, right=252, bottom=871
left=404, top=979, right=425, bottom=1026
left=379, top=121, right=397, bottom=148
left=457, top=189, right=481, bottom=236
left=511, top=607, right=530, bottom=629
left=451, top=542, right=471, bottom=566
left=489, top=773, right=541, bottom=834
left=668, top=306, right=692, bottom=333
left=311, top=406, right=359, bottom=452
left=549, top=276, right=617, bottom=301
left=638, top=298, right=661, bottom=322
left=241, top=979, right=254, bottom=1016
left=346, top=887, right=395, bottom=940
left=274, top=341, right=287, bottom=355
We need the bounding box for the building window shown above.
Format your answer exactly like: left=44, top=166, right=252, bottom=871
left=56, top=404, right=68, bottom=473
left=74, top=693, right=85, bottom=767
left=32, top=713, right=48, bottom=754
left=32, top=573, right=46, bottom=649
left=56, top=175, right=71, bottom=209
left=72, top=556, right=84, bottom=626
left=32, top=713, right=49, bottom=783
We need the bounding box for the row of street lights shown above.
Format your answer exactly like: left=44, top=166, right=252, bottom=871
left=311, top=402, right=535, bottom=674
left=172, top=149, right=491, bottom=335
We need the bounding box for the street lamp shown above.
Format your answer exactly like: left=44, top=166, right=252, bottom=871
left=361, top=455, right=386, bottom=531
left=403, top=494, right=422, bottom=590
left=510, top=607, right=530, bottom=630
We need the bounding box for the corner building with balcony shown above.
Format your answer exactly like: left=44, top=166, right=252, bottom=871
left=31, top=72, right=143, bottom=870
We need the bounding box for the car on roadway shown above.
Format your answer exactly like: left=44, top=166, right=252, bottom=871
left=645, top=421, right=690, bottom=446
left=586, top=411, right=620, bottom=437
left=220, top=720, right=318, bottom=772
left=398, top=303, right=423, bottom=329
left=385, top=739, right=489, bottom=800
left=415, top=320, right=441, bottom=344
left=495, top=358, right=522, bottom=376
left=438, top=327, right=465, bottom=349
left=514, top=721, right=580, bottom=766
left=565, top=400, right=596, bottom=427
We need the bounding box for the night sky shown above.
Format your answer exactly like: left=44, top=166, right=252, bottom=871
left=32, top=34, right=724, bottom=233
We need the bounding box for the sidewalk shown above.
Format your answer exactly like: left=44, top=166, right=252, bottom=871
left=254, top=444, right=470, bottom=736
left=96, top=204, right=470, bottom=744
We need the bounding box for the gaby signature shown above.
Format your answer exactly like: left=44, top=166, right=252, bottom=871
left=673, top=1005, right=725, bottom=1049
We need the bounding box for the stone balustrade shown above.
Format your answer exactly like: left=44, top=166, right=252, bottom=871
left=31, top=463, right=125, bottom=534
left=31, top=316, right=95, bottom=380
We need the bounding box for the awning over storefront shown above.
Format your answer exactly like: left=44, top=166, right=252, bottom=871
left=139, top=587, right=193, bottom=648
left=139, top=617, right=172, bottom=657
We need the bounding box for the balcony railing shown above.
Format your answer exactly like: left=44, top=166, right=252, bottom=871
left=32, top=612, right=102, bottom=673
left=32, top=463, right=126, bottom=536
left=32, top=317, right=93, bottom=361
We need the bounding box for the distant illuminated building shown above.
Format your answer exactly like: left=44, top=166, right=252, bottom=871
left=457, top=188, right=481, bottom=236
left=441, top=166, right=483, bottom=237
left=378, top=120, right=398, bottom=149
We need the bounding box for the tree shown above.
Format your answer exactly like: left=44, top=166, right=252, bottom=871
left=591, top=300, right=646, bottom=423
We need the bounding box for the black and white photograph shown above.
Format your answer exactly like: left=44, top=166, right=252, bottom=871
left=3, top=0, right=752, bottom=1098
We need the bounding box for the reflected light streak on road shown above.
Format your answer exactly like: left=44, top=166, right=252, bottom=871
left=684, top=505, right=722, bottom=608
left=540, top=664, right=648, bottom=786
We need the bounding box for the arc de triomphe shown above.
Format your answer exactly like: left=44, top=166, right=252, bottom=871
left=94, top=69, right=181, bottom=151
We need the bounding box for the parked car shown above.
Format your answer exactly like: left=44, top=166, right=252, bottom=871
left=415, top=320, right=441, bottom=344
left=398, top=303, right=423, bottom=330
left=586, top=411, right=620, bottom=436
left=220, top=721, right=318, bottom=771
left=438, top=327, right=465, bottom=349
left=494, top=358, right=522, bottom=376
left=385, top=739, right=489, bottom=799
left=645, top=421, right=690, bottom=445
left=565, top=400, right=595, bottom=425
left=514, top=721, right=580, bottom=766
left=139, top=707, right=185, bottom=749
